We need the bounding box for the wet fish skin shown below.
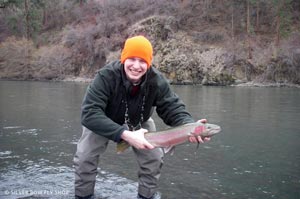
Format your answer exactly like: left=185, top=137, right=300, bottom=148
left=117, top=121, right=221, bottom=154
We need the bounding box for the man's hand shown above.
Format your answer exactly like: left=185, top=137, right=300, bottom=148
left=189, top=119, right=211, bottom=143
left=121, top=128, right=154, bottom=150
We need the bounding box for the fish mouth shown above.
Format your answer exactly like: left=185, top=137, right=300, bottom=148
left=212, top=127, right=221, bottom=134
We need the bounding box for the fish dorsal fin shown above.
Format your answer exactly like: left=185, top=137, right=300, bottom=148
left=163, top=146, right=175, bottom=155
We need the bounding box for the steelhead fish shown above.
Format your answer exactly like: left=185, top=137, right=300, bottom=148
left=117, top=121, right=221, bottom=154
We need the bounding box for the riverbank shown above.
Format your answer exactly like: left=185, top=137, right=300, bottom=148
left=2, top=77, right=300, bottom=88
left=1, top=18, right=299, bottom=86
left=54, top=77, right=300, bottom=88
left=234, top=81, right=300, bottom=88
left=1, top=1, right=299, bottom=86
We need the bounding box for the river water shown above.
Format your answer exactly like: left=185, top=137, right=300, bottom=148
left=0, top=81, right=299, bottom=199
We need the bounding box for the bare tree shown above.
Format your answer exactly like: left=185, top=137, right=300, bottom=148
left=256, top=0, right=260, bottom=32
left=231, top=0, right=235, bottom=39
left=24, top=0, right=30, bottom=39
left=247, top=0, right=252, bottom=59
left=274, top=0, right=284, bottom=58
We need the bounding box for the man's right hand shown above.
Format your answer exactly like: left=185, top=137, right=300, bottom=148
left=121, top=128, right=154, bottom=150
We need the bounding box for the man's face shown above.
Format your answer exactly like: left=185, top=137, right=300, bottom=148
left=124, top=57, right=148, bottom=84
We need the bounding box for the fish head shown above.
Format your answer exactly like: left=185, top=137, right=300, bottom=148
left=204, top=123, right=221, bottom=137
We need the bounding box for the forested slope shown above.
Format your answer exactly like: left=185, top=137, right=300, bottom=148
left=0, top=0, right=299, bottom=86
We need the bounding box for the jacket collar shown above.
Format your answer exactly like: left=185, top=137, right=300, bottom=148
left=121, top=64, right=149, bottom=94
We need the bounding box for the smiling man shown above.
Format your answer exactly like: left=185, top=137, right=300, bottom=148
left=74, top=36, right=210, bottom=199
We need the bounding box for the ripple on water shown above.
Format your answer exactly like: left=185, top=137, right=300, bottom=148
left=0, top=151, right=20, bottom=160
left=0, top=151, right=12, bottom=156
left=3, top=126, right=23, bottom=130
left=15, top=129, right=41, bottom=136
left=0, top=164, right=138, bottom=199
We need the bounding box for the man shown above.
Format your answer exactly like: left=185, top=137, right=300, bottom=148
left=74, top=35, right=210, bottom=199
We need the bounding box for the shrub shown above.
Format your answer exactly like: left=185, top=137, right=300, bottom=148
left=0, top=37, right=35, bottom=79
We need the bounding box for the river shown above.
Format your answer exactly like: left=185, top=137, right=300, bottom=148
left=0, top=81, right=299, bottom=199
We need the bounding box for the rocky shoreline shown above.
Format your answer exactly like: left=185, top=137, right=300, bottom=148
left=2, top=76, right=300, bottom=88
left=234, top=82, right=300, bottom=88
left=63, top=76, right=300, bottom=88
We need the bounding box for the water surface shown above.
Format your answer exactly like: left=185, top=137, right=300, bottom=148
left=0, top=81, right=299, bottom=199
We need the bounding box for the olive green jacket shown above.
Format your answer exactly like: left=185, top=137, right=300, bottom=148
left=81, top=61, right=194, bottom=142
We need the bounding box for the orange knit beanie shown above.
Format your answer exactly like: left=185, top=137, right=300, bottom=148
left=120, top=36, right=153, bottom=68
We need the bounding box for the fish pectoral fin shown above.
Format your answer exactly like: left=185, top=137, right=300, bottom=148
left=163, top=146, right=175, bottom=155
left=116, top=141, right=130, bottom=154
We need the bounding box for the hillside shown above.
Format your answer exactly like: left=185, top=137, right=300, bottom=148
left=0, top=0, right=299, bottom=86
